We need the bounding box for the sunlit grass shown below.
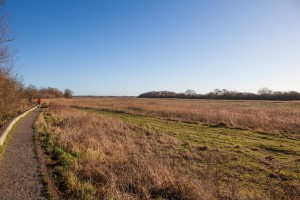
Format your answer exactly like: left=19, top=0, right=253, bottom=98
left=50, top=97, right=300, bottom=135
left=37, top=99, right=300, bottom=199
left=83, top=108, right=300, bottom=196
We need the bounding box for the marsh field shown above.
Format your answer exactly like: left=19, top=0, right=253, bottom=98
left=35, top=98, right=300, bottom=200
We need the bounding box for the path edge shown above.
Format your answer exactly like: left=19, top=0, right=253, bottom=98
left=0, top=106, right=37, bottom=146
left=34, top=111, right=61, bottom=200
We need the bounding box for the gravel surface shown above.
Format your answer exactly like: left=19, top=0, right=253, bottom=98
left=0, top=109, right=47, bottom=200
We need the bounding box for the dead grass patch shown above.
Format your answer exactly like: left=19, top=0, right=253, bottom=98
left=50, top=98, right=300, bottom=136
left=36, top=105, right=217, bottom=199
left=35, top=100, right=300, bottom=199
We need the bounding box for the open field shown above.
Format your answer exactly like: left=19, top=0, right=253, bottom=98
left=36, top=98, right=300, bottom=199
left=52, top=98, right=300, bottom=135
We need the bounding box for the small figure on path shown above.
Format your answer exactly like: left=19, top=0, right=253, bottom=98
left=37, top=98, right=43, bottom=108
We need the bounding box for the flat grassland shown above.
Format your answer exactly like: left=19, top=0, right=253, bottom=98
left=36, top=98, right=300, bottom=200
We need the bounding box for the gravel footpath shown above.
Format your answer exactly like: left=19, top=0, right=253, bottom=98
left=0, top=108, right=47, bottom=200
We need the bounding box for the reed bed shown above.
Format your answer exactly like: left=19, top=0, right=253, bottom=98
left=51, top=98, right=300, bottom=135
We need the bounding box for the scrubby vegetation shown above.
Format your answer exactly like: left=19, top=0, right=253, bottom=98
left=0, top=0, right=26, bottom=125
left=0, top=68, right=25, bottom=125
left=35, top=99, right=300, bottom=199
left=23, top=85, right=65, bottom=99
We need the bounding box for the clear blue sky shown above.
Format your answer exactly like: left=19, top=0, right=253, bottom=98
left=6, top=0, right=300, bottom=96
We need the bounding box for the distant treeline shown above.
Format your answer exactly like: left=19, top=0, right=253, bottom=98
left=23, top=85, right=73, bottom=99
left=138, top=88, right=300, bottom=101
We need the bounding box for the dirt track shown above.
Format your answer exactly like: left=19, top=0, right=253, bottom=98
left=0, top=109, right=47, bottom=200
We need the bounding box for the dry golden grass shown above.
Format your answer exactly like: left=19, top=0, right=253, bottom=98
left=51, top=98, right=300, bottom=135
left=36, top=99, right=300, bottom=199
left=36, top=104, right=216, bottom=199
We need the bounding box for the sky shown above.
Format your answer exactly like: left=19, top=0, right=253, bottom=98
left=5, top=0, right=300, bottom=96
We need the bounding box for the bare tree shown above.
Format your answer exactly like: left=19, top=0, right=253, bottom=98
left=185, top=89, right=196, bottom=96
left=39, top=87, right=63, bottom=98
left=213, top=88, right=222, bottom=96
left=24, top=84, right=38, bottom=100
left=258, top=87, right=273, bottom=95
left=0, top=0, right=23, bottom=125
left=0, top=1, right=13, bottom=69
left=221, top=89, right=229, bottom=95
left=64, top=88, right=73, bottom=98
